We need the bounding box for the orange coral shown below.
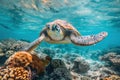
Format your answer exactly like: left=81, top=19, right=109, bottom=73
left=5, top=51, right=51, bottom=74
left=0, top=67, right=31, bottom=80
left=0, top=51, right=51, bottom=80
left=103, top=77, right=111, bottom=80
left=109, top=75, right=120, bottom=80
left=102, top=75, right=120, bottom=80
left=0, top=51, right=32, bottom=80
left=5, top=51, right=32, bottom=67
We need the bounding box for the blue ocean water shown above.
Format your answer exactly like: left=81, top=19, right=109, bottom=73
left=0, top=0, right=120, bottom=59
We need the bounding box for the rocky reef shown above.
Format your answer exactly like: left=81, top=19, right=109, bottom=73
left=100, top=52, right=120, bottom=75
left=72, top=57, right=90, bottom=74
left=0, top=39, right=29, bottom=65
left=42, top=59, right=72, bottom=80
left=0, top=39, right=120, bottom=80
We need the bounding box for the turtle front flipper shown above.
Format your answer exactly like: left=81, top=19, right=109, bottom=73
left=70, top=31, right=108, bottom=46
left=25, top=34, right=45, bottom=52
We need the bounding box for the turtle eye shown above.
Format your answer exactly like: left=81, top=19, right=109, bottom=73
left=46, top=24, right=50, bottom=29
left=55, top=25, right=60, bottom=32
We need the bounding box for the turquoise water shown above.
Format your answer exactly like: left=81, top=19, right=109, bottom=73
left=0, top=0, right=120, bottom=59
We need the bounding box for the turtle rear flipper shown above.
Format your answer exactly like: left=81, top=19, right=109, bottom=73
left=70, top=31, right=108, bottom=46
left=25, top=34, right=45, bottom=52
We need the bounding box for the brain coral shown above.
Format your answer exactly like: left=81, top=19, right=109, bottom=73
left=0, top=67, right=31, bottom=80
left=5, top=51, right=32, bottom=67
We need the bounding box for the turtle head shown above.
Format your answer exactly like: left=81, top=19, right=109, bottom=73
left=45, top=22, right=64, bottom=41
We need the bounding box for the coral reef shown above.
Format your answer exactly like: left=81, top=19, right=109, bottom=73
left=102, top=75, right=120, bottom=80
left=0, top=39, right=29, bottom=52
left=30, top=53, right=51, bottom=74
left=72, top=57, right=90, bottom=74
left=48, top=59, right=66, bottom=69
left=0, top=39, right=29, bottom=64
left=0, top=51, right=51, bottom=80
left=44, top=67, right=72, bottom=80
left=71, top=71, right=92, bottom=80
left=42, top=59, right=91, bottom=80
left=5, top=51, right=32, bottom=67
left=42, top=59, right=72, bottom=80
left=0, top=67, right=31, bottom=80
left=0, top=51, right=32, bottom=80
left=100, top=52, right=120, bottom=73
left=0, top=39, right=120, bottom=80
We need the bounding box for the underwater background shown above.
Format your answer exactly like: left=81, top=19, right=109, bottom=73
left=0, top=0, right=120, bottom=80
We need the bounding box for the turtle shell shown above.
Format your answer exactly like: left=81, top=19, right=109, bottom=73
left=54, top=19, right=81, bottom=36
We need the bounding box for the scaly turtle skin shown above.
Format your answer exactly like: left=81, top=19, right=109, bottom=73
left=25, top=19, right=108, bottom=52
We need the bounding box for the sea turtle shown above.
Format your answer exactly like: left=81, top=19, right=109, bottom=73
left=25, top=19, right=108, bottom=52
